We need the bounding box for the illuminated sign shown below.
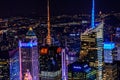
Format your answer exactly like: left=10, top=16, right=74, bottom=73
left=73, top=66, right=82, bottom=70
left=57, top=47, right=62, bottom=53
left=104, top=42, right=115, bottom=49
left=19, top=41, right=37, bottom=47
left=40, top=48, right=48, bottom=55
left=72, top=64, right=91, bottom=73
left=83, top=64, right=88, bottom=68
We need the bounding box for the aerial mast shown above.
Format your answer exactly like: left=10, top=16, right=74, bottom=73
left=91, top=0, right=95, bottom=29
left=46, top=0, right=52, bottom=45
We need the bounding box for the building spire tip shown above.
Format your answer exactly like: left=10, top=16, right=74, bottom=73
left=29, top=27, right=33, bottom=31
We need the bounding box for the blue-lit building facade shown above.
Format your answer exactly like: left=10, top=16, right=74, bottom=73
left=103, top=42, right=118, bottom=80
left=10, top=27, right=39, bottom=80
left=10, top=49, right=19, bottom=80
left=104, top=42, right=115, bottom=63
left=68, top=61, right=96, bottom=80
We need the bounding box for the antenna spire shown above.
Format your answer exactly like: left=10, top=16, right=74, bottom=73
left=91, top=0, right=95, bottom=29
left=46, top=0, right=52, bottom=45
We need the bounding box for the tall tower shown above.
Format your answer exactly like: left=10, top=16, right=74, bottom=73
left=91, top=0, right=95, bottom=29
left=39, top=0, right=61, bottom=79
left=46, top=0, right=52, bottom=46
left=19, top=27, right=39, bottom=80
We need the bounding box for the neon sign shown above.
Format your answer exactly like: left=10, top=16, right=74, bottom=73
left=73, top=66, right=82, bottom=70
left=19, top=41, right=37, bottom=47
left=104, top=42, right=115, bottom=49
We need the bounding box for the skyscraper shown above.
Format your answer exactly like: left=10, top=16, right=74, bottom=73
left=80, top=22, right=104, bottom=80
left=103, top=42, right=118, bottom=80
left=10, top=27, right=39, bottom=80
left=39, top=0, right=61, bottom=79
left=19, top=27, right=39, bottom=80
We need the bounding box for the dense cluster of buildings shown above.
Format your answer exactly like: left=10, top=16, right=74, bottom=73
left=0, top=14, right=120, bottom=80
left=0, top=0, right=120, bottom=80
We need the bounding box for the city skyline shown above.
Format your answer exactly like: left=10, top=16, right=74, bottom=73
left=0, top=0, right=120, bottom=17
left=0, top=0, right=120, bottom=80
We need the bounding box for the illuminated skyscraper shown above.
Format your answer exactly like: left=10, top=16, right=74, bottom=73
left=94, top=22, right=104, bottom=80
left=39, top=0, right=61, bottom=79
left=10, top=27, right=39, bottom=80
left=19, top=27, right=39, bottom=80
left=103, top=42, right=118, bottom=80
left=104, top=42, right=115, bottom=63
left=80, top=22, right=104, bottom=80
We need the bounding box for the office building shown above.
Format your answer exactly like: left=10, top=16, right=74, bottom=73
left=39, top=0, right=61, bottom=79
left=103, top=42, right=118, bottom=80
left=80, top=31, right=97, bottom=68
left=10, top=27, right=39, bottom=80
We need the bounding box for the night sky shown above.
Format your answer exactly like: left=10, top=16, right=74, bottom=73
left=0, top=0, right=120, bottom=17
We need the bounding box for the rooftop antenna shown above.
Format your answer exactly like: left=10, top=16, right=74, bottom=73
left=46, top=0, right=52, bottom=45
left=91, top=0, right=95, bottom=29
